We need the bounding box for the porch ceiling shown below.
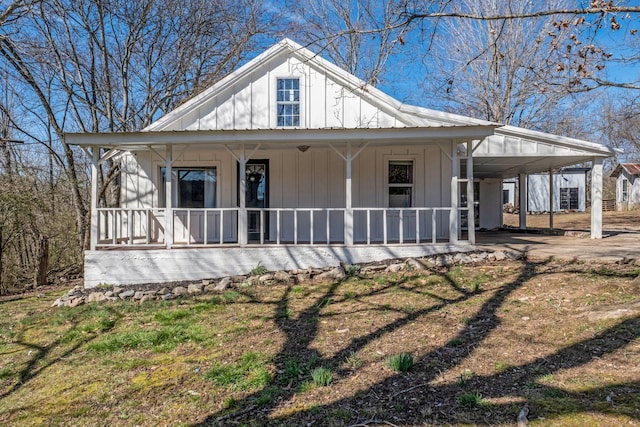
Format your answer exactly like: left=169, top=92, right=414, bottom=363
left=473, top=155, right=599, bottom=179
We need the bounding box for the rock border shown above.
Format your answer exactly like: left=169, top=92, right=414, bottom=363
left=52, top=250, right=522, bottom=308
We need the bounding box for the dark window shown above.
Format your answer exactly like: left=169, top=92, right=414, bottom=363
left=161, top=167, right=217, bottom=208
left=388, top=161, right=413, bottom=207
left=560, top=187, right=579, bottom=210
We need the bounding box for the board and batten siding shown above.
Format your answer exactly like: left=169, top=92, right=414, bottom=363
left=616, top=171, right=640, bottom=210
left=165, top=55, right=405, bottom=131
left=120, top=144, right=453, bottom=241
left=527, top=171, right=587, bottom=212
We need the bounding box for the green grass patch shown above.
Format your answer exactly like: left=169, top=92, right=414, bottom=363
left=154, top=308, right=193, bottom=323
left=88, top=324, right=210, bottom=353
left=204, top=351, right=272, bottom=391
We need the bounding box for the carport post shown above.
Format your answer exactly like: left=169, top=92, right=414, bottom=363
left=165, top=145, right=173, bottom=249
left=549, top=169, right=554, bottom=230
left=591, top=157, right=603, bottom=239
left=90, top=148, right=99, bottom=250
left=449, top=141, right=459, bottom=244
left=518, top=173, right=527, bottom=229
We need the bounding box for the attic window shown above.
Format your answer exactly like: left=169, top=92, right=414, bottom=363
left=276, top=78, right=300, bottom=126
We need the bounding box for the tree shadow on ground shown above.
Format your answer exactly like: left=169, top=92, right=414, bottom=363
left=192, top=258, right=640, bottom=426
left=0, top=304, right=122, bottom=401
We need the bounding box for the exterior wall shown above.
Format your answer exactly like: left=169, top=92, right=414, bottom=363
left=527, top=171, right=588, bottom=212
left=502, top=181, right=516, bottom=205
left=616, top=171, right=640, bottom=210
left=164, top=55, right=410, bottom=131
left=84, top=243, right=475, bottom=288
left=120, top=144, right=455, bottom=241
left=479, top=180, right=502, bottom=230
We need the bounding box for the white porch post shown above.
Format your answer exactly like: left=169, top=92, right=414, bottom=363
left=345, top=141, right=354, bottom=246
left=591, top=157, right=603, bottom=239
left=449, top=141, right=459, bottom=244
left=239, top=145, right=247, bottom=247
left=466, top=141, right=475, bottom=244
left=90, top=148, right=99, bottom=251
left=549, top=169, right=554, bottom=230
left=519, top=173, right=527, bottom=229
left=165, top=145, right=173, bottom=249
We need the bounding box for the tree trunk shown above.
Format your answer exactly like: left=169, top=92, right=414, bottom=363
left=34, top=235, right=48, bottom=289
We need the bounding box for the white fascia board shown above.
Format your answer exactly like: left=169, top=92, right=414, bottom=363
left=495, top=125, right=618, bottom=157
left=65, top=125, right=499, bottom=148
left=397, top=105, right=500, bottom=127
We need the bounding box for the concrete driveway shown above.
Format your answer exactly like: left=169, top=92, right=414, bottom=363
left=476, top=229, right=640, bottom=264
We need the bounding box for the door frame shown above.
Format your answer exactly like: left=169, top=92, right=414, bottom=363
left=238, top=159, right=269, bottom=242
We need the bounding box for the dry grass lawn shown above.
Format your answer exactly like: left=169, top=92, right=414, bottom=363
left=1, top=259, right=639, bottom=426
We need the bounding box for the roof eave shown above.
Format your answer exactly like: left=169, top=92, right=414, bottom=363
left=65, top=125, right=500, bottom=149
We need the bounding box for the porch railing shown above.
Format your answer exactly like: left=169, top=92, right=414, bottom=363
left=95, top=207, right=453, bottom=248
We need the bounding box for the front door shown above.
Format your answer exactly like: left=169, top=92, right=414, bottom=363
left=240, top=160, right=269, bottom=242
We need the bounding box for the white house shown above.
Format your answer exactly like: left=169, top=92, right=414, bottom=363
left=65, top=39, right=617, bottom=288
left=611, top=163, right=640, bottom=210
left=526, top=167, right=590, bottom=212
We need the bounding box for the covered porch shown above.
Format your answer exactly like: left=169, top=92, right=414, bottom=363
left=76, top=126, right=496, bottom=250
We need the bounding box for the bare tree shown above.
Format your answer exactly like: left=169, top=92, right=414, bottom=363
left=396, top=0, right=640, bottom=90
left=292, top=0, right=417, bottom=85
left=421, top=0, right=581, bottom=127
left=0, top=0, right=269, bottom=252
left=0, top=0, right=272, bottom=290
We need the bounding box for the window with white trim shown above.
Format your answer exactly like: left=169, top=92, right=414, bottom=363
left=276, top=78, right=300, bottom=127
left=161, top=167, right=217, bottom=208
left=622, top=178, right=629, bottom=201
left=388, top=160, right=413, bottom=207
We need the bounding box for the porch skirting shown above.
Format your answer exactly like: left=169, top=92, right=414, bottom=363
left=84, top=243, right=474, bottom=288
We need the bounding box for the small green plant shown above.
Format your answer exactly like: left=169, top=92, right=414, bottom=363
left=472, top=279, right=482, bottom=292
left=458, top=370, right=475, bottom=387
left=311, top=367, right=333, bottom=386
left=282, top=357, right=304, bottom=382
left=298, top=380, right=315, bottom=393
left=345, top=264, right=361, bottom=278
left=386, top=352, right=414, bottom=372
left=256, top=386, right=279, bottom=405
left=459, top=392, right=485, bottom=408
left=344, top=351, right=363, bottom=369
left=494, top=361, right=510, bottom=373
left=249, top=262, right=268, bottom=276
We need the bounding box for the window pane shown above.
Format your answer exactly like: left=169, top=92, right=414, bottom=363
left=389, top=161, right=413, bottom=184
left=179, top=170, right=205, bottom=208
left=161, top=168, right=217, bottom=208
left=276, top=78, right=300, bottom=126
left=389, top=187, right=412, bottom=207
